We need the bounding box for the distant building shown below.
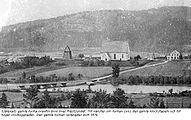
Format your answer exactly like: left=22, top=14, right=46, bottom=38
left=91, top=54, right=102, bottom=60
left=145, top=53, right=155, bottom=60
left=63, top=46, right=72, bottom=59
left=83, top=54, right=101, bottom=60
left=167, top=50, right=181, bottom=61
left=100, top=41, right=130, bottom=61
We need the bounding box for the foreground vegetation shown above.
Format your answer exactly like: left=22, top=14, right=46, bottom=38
left=111, top=75, right=191, bottom=86
left=0, top=87, right=167, bottom=108
left=2, top=86, right=191, bottom=108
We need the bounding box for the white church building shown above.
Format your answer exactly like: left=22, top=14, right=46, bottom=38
left=100, top=41, right=130, bottom=61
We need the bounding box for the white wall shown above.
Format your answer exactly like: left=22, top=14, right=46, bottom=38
left=167, top=51, right=180, bottom=60
left=101, top=52, right=129, bottom=61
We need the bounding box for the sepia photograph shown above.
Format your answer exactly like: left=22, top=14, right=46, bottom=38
left=0, top=1, right=191, bottom=118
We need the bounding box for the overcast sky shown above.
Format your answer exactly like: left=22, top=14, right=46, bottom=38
left=0, top=0, right=191, bottom=29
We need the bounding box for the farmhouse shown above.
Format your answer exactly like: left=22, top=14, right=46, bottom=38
left=167, top=50, right=181, bottom=61
left=100, top=41, right=130, bottom=61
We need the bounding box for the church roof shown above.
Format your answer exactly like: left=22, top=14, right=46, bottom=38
left=64, top=46, right=71, bottom=52
left=101, top=41, right=130, bottom=53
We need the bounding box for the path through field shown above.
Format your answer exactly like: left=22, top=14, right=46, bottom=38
left=0, top=61, right=168, bottom=90
left=92, top=61, right=168, bottom=81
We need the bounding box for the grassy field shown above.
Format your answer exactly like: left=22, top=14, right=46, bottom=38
left=120, top=61, right=191, bottom=77
left=0, top=65, right=69, bottom=78
left=37, top=66, right=131, bottom=79
left=0, top=61, right=131, bottom=80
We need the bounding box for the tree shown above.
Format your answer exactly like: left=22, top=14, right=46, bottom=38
left=128, top=99, right=136, bottom=108
left=110, top=88, right=128, bottom=108
left=112, top=64, right=120, bottom=78
left=66, top=92, right=72, bottom=99
left=148, top=97, right=159, bottom=108
left=41, top=90, right=52, bottom=108
left=88, top=60, right=94, bottom=66
left=134, top=55, right=141, bottom=61
left=23, top=86, right=39, bottom=108
left=128, top=75, right=135, bottom=84
left=159, top=100, right=166, bottom=108
left=71, top=89, right=88, bottom=108
left=179, top=53, right=183, bottom=60
left=188, top=55, right=191, bottom=60
left=0, top=93, right=9, bottom=108
left=29, top=75, right=36, bottom=83
left=189, top=104, right=191, bottom=108
left=68, top=73, right=75, bottom=81
left=60, top=93, right=67, bottom=101
left=78, top=54, right=84, bottom=59
left=148, top=97, right=165, bottom=108
left=11, top=103, right=15, bottom=108
left=50, top=74, right=57, bottom=82
left=111, top=64, right=120, bottom=85
left=88, top=89, right=111, bottom=108
left=77, top=74, right=83, bottom=79
left=32, top=89, right=59, bottom=108
left=22, top=72, right=26, bottom=79
left=168, top=89, right=173, bottom=95
left=2, top=78, right=8, bottom=84
left=105, top=60, right=111, bottom=66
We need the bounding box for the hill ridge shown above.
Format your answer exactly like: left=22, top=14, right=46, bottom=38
left=0, top=6, right=191, bottom=53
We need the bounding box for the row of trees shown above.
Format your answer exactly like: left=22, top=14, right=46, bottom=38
left=81, top=59, right=105, bottom=66
left=111, top=63, right=191, bottom=86
left=22, top=86, right=75, bottom=108
left=81, top=59, right=137, bottom=67
left=0, top=72, right=83, bottom=84
left=0, top=78, right=8, bottom=84
left=0, top=68, right=8, bottom=74
left=183, top=55, right=191, bottom=60
left=0, top=87, right=166, bottom=108
left=115, top=75, right=191, bottom=85
left=14, top=73, right=83, bottom=84
left=9, top=56, right=53, bottom=69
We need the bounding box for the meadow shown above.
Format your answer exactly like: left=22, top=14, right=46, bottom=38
left=120, top=61, right=191, bottom=77
left=0, top=65, right=68, bottom=78
left=37, top=66, right=131, bottom=79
